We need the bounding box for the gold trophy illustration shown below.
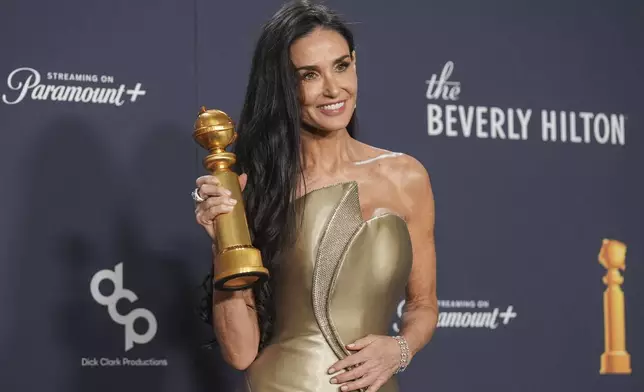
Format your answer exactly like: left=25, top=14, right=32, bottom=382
left=598, top=239, right=631, bottom=374
left=193, top=107, right=269, bottom=290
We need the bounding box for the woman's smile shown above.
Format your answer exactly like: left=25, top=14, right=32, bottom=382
left=318, top=100, right=346, bottom=116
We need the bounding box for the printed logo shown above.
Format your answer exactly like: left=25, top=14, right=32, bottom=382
left=90, top=262, right=157, bottom=351
left=425, top=61, right=460, bottom=101
left=598, top=239, right=631, bottom=375
left=424, top=61, right=626, bottom=146
left=2, top=67, right=146, bottom=106
left=392, top=299, right=517, bottom=332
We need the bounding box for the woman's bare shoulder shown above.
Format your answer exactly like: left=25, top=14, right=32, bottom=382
left=367, top=148, right=429, bottom=184
left=375, top=152, right=433, bottom=211
left=350, top=140, right=429, bottom=186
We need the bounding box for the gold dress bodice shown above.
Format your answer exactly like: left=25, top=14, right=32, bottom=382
left=243, top=181, right=413, bottom=392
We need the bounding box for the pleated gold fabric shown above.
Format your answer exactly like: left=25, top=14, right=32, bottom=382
left=243, top=181, right=412, bottom=392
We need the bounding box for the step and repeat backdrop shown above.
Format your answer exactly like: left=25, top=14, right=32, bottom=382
left=0, top=0, right=642, bottom=391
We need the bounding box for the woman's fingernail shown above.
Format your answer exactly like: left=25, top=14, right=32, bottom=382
left=328, top=367, right=335, bottom=374
left=228, top=198, right=237, bottom=205
left=341, top=386, right=348, bottom=391
left=330, top=378, right=337, bottom=384
left=223, top=205, right=233, bottom=211
left=347, top=343, right=355, bottom=348
left=225, top=189, right=232, bottom=195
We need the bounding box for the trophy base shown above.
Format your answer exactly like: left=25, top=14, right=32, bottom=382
left=214, top=246, right=269, bottom=291
left=600, top=351, right=632, bottom=374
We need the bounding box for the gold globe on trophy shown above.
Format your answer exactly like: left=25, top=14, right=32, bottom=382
left=193, top=106, right=269, bottom=291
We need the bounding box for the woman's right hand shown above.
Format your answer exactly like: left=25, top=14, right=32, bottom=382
left=194, top=173, right=248, bottom=241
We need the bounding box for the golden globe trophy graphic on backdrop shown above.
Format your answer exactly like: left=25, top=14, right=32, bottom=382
left=598, top=238, right=631, bottom=375
left=193, top=107, right=269, bottom=290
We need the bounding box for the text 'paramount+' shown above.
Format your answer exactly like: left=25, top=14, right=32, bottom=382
left=425, top=61, right=626, bottom=146
left=392, top=299, right=517, bottom=332
left=2, top=67, right=146, bottom=106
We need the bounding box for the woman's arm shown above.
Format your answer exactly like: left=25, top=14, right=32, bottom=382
left=398, top=157, right=439, bottom=358
left=211, top=245, right=260, bottom=370
left=327, top=156, right=439, bottom=391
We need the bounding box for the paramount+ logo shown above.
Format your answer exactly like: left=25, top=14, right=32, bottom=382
left=2, top=67, right=146, bottom=107
left=90, top=262, right=158, bottom=351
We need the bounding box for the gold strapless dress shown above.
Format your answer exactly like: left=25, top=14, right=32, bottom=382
left=243, top=181, right=413, bottom=392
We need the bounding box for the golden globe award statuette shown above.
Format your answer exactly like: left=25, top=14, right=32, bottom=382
left=598, top=239, right=631, bottom=375
left=193, top=107, right=269, bottom=291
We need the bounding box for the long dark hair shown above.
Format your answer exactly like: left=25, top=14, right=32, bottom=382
left=200, top=0, right=357, bottom=351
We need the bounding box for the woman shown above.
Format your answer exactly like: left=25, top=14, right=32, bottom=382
left=194, top=1, right=438, bottom=391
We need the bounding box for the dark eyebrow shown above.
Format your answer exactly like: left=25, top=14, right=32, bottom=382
left=294, top=54, right=352, bottom=72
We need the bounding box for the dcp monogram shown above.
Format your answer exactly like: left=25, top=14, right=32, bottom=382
left=90, top=262, right=158, bottom=351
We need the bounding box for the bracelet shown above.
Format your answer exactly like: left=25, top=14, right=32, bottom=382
left=392, top=335, right=411, bottom=374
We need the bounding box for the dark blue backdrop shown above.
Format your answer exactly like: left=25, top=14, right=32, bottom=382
left=0, top=0, right=642, bottom=391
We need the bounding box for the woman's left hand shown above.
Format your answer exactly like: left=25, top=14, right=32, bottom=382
left=328, top=334, right=404, bottom=392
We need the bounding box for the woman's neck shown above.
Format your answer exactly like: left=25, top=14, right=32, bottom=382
left=300, top=127, right=354, bottom=176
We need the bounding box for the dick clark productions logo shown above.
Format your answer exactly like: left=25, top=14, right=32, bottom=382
left=90, top=263, right=158, bottom=351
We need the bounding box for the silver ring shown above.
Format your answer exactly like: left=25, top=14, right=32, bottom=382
left=191, top=187, right=206, bottom=203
